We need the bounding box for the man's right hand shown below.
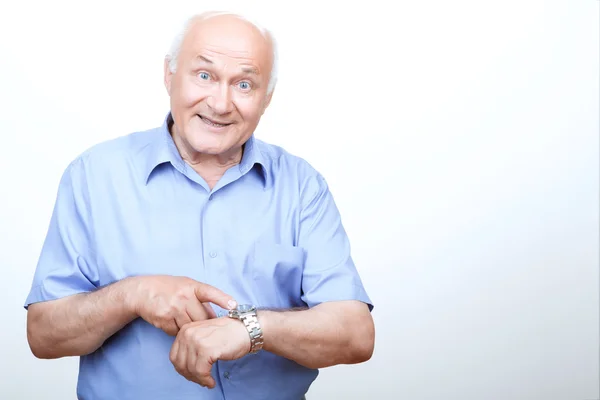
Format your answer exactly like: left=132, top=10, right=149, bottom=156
left=130, top=275, right=237, bottom=336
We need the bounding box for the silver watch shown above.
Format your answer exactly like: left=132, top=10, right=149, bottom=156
left=227, top=304, right=264, bottom=354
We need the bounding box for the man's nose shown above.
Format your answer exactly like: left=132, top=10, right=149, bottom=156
left=207, top=84, right=234, bottom=114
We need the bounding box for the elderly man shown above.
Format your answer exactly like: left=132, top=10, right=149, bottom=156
left=24, top=11, right=374, bottom=400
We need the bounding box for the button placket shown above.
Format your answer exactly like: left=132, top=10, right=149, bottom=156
left=203, top=194, right=218, bottom=265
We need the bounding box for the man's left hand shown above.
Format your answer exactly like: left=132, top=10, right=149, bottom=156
left=169, top=317, right=251, bottom=388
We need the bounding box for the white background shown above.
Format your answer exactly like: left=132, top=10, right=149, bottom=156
left=0, top=1, right=598, bottom=399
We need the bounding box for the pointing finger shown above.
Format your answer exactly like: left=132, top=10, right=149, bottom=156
left=193, top=283, right=237, bottom=311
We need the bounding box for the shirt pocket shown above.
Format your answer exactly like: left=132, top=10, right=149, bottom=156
left=250, top=241, right=306, bottom=308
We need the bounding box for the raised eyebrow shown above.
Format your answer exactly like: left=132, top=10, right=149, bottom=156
left=241, top=66, right=259, bottom=75
left=195, top=55, right=213, bottom=64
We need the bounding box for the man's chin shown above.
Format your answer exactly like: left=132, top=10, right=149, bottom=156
left=188, top=136, right=235, bottom=156
left=181, top=123, right=243, bottom=156
left=188, top=142, right=223, bottom=155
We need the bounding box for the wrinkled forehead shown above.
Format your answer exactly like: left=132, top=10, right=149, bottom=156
left=181, top=16, right=273, bottom=72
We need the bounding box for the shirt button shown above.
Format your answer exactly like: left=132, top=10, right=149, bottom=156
left=224, top=371, right=230, bottom=379
left=209, top=251, right=217, bottom=258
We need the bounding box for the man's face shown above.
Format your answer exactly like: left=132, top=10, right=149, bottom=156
left=164, top=16, right=274, bottom=160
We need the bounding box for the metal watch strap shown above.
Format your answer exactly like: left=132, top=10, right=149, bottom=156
left=240, top=312, right=264, bottom=354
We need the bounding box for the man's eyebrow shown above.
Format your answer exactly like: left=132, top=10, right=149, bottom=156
left=241, top=66, right=259, bottom=75
left=194, top=55, right=213, bottom=64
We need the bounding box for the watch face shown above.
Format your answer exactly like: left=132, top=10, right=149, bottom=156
left=237, top=304, right=255, bottom=313
left=227, top=304, right=256, bottom=319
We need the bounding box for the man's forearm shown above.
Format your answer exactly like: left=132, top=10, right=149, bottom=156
left=26, top=277, right=139, bottom=359
left=258, top=300, right=374, bottom=369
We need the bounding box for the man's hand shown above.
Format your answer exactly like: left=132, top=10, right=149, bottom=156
left=169, top=317, right=251, bottom=388
left=131, top=276, right=237, bottom=336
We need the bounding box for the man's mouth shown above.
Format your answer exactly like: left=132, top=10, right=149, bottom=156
left=197, top=114, right=232, bottom=128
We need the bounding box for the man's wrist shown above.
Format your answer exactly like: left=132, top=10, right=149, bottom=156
left=255, top=307, right=308, bottom=353
left=255, top=310, right=277, bottom=352
left=119, top=277, right=141, bottom=317
left=229, top=305, right=265, bottom=354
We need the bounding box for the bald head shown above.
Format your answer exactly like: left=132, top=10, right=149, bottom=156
left=166, top=11, right=278, bottom=94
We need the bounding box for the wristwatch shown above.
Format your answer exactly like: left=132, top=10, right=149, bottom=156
left=227, top=304, right=264, bottom=354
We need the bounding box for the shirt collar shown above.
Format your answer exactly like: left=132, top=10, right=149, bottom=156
left=141, top=113, right=270, bottom=188
left=237, top=128, right=270, bottom=187
left=140, top=113, right=186, bottom=184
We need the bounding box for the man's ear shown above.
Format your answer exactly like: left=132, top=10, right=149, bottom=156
left=164, top=57, right=173, bottom=95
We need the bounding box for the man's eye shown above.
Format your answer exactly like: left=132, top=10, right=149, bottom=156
left=198, top=72, right=210, bottom=80
left=238, top=81, right=251, bottom=90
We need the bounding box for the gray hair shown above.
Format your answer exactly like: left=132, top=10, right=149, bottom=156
left=165, top=11, right=279, bottom=94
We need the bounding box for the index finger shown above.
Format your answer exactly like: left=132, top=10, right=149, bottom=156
left=194, top=282, right=237, bottom=311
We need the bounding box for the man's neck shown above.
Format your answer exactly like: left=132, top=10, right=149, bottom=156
left=168, top=119, right=246, bottom=189
left=185, top=152, right=242, bottom=190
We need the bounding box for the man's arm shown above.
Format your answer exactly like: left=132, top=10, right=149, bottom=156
left=259, top=300, right=375, bottom=369
left=264, top=171, right=375, bottom=369
left=27, top=275, right=237, bottom=359
left=27, top=278, right=138, bottom=359
left=253, top=171, right=375, bottom=369
left=167, top=300, right=374, bottom=388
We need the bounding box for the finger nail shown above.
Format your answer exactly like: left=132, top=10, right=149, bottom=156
left=228, top=300, right=237, bottom=309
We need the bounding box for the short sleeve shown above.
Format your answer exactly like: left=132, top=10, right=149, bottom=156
left=24, top=157, right=99, bottom=309
left=299, top=173, right=373, bottom=311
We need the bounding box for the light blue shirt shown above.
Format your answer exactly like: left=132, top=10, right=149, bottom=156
left=24, top=114, right=373, bottom=400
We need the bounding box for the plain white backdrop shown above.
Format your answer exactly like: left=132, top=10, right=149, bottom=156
left=0, top=1, right=598, bottom=399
